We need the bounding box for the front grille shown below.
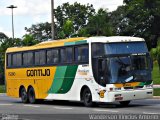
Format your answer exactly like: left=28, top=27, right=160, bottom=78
left=124, top=86, right=144, bottom=90
left=124, top=87, right=134, bottom=89
left=134, top=86, right=144, bottom=89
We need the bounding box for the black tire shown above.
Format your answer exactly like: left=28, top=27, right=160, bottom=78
left=120, top=101, right=130, bottom=106
left=20, top=87, right=28, bottom=103
left=36, top=99, right=44, bottom=103
left=82, top=88, right=93, bottom=107
left=28, top=87, right=36, bottom=104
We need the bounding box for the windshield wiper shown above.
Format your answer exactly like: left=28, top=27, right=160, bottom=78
left=125, top=76, right=134, bottom=82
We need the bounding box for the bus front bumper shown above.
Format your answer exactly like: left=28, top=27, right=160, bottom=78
left=105, top=89, right=153, bottom=102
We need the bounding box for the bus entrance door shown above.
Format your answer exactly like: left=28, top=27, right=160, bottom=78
left=97, top=58, right=109, bottom=99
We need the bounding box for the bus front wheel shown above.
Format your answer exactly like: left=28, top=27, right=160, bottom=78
left=83, top=88, right=93, bottom=107
left=119, top=101, right=130, bottom=106
left=28, top=87, right=36, bottom=104
left=20, top=87, right=28, bottom=103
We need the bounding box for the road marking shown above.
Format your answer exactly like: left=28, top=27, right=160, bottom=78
left=24, top=105, right=40, bottom=108
left=143, top=112, right=160, bottom=114
left=0, top=104, right=12, bottom=106
left=93, top=109, right=119, bottom=113
left=54, top=106, right=73, bottom=110
left=0, top=93, right=6, bottom=96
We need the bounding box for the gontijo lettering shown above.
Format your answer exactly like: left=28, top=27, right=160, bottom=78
left=27, top=69, right=50, bottom=77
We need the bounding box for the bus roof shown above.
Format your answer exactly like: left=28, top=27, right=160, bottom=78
left=6, top=37, right=86, bottom=53
left=87, top=36, right=145, bottom=43
left=6, top=36, right=145, bottom=53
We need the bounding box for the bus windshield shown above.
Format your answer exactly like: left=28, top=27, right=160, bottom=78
left=108, top=55, right=150, bottom=84
left=92, top=42, right=152, bottom=85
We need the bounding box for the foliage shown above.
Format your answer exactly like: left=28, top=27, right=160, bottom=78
left=86, top=8, right=113, bottom=36
left=62, top=20, right=74, bottom=38
left=150, top=39, right=160, bottom=70
left=55, top=2, right=95, bottom=34
left=25, top=3, right=95, bottom=39
left=154, top=89, right=160, bottom=96
left=22, top=34, right=39, bottom=46
left=25, top=22, right=52, bottom=41
left=0, top=33, right=39, bottom=84
left=0, top=32, right=9, bottom=44
left=110, top=0, right=160, bottom=49
left=0, top=85, right=5, bottom=93
left=152, top=62, right=160, bottom=84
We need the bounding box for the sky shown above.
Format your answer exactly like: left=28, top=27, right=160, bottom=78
left=0, top=0, right=123, bottom=38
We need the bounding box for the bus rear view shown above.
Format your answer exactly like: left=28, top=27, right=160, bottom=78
left=91, top=37, right=153, bottom=106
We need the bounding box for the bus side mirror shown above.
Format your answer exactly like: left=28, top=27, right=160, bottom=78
left=102, top=60, right=105, bottom=72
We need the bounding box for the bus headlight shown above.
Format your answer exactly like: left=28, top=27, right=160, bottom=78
left=146, top=85, right=153, bottom=88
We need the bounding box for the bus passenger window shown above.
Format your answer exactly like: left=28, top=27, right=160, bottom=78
left=53, top=50, right=59, bottom=63
left=12, top=53, right=22, bottom=67
left=60, top=49, right=66, bottom=63
left=7, top=54, right=12, bottom=67
left=28, top=52, right=34, bottom=65
left=47, top=49, right=59, bottom=64
left=39, top=50, right=46, bottom=65
left=35, top=50, right=46, bottom=65
left=75, top=45, right=89, bottom=63
left=16, top=53, right=22, bottom=66
left=66, top=47, right=73, bottom=63
left=47, top=50, right=53, bottom=64
left=23, top=52, right=33, bottom=66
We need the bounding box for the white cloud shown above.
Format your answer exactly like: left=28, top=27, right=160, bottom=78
left=0, top=27, right=12, bottom=37
left=1, top=0, right=123, bottom=16
left=0, top=0, right=123, bottom=38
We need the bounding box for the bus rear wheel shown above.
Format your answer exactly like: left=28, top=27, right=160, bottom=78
left=28, top=87, right=36, bottom=104
left=20, top=87, right=28, bottom=103
left=119, top=101, right=130, bottom=106
left=83, top=88, right=93, bottom=107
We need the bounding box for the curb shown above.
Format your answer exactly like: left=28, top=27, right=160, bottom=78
left=153, top=96, right=160, bottom=99
left=153, top=85, right=160, bottom=88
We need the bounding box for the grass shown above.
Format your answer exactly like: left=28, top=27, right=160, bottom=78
left=0, top=85, right=5, bottom=93
left=152, top=62, right=160, bottom=84
left=154, top=89, right=160, bottom=96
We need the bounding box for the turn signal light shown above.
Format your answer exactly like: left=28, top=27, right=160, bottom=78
left=110, top=88, right=113, bottom=91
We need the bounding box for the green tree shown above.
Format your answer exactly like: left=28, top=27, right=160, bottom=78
left=110, top=0, right=160, bottom=49
left=25, top=22, right=52, bottom=41
left=22, top=34, right=39, bottom=46
left=86, top=8, right=113, bottom=36
left=0, top=32, right=8, bottom=43
left=62, top=20, right=74, bottom=38
left=0, top=36, right=22, bottom=84
left=55, top=2, right=95, bottom=37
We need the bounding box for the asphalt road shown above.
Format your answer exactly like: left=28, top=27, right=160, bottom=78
left=0, top=94, right=160, bottom=120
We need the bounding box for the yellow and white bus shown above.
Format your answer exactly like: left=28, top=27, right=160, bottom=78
left=5, top=36, right=153, bottom=107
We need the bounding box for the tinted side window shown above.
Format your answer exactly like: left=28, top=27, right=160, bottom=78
left=17, top=53, right=22, bottom=66
left=12, top=53, right=22, bottom=66
left=66, top=47, right=73, bottom=63
left=7, top=54, right=12, bottom=67
left=12, top=54, right=17, bottom=66
left=23, top=53, right=28, bottom=66
left=35, top=50, right=46, bottom=65
left=47, top=49, right=59, bottom=64
left=75, top=45, right=89, bottom=63
left=28, top=52, right=34, bottom=65
left=23, top=52, right=34, bottom=66
left=60, top=48, right=66, bottom=63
